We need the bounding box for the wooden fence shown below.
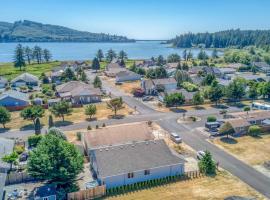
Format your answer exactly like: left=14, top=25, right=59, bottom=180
left=67, top=185, right=106, bottom=200
left=5, top=171, right=36, bottom=185
left=185, top=170, right=203, bottom=179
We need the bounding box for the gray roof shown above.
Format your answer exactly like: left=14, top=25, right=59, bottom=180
left=0, top=138, right=14, bottom=169
left=94, top=139, right=184, bottom=178
left=152, top=78, right=177, bottom=85
left=116, top=70, right=141, bottom=78
left=252, top=62, right=270, bottom=68
left=0, top=77, right=7, bottom=84
left=0, top=90, right=29, bottom=102
left=11, top=73, right=38, bottom=83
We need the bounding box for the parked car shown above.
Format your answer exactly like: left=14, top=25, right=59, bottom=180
left=209, top=129, right=219, bottom=136
left=170, top=132, right=182, bottom=143
left=19, top=152, right=29, bottom=162
left=197, top=150, right=206, bottom=160
left=142, top=96, right=153, bottom=101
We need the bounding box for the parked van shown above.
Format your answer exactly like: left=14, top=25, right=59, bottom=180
left=170, top=132, right=182, bottom=143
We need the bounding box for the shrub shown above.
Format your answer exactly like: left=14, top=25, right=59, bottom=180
left=248, top=125, right=261, bottom=137
left=96, top=124, right=99, bottom=129
left=28, top=135, right=43, bottom=147
left=87, top=125, right=92, bottom=130
left=14, top=145, right=25, bottom=154
left=76, top=132, right=82, bottom=141
left=207, top=116, right=217, bottom=122
left=102, top=123, right=106, bottom=127
left=182, top=82, right=198, bottom=92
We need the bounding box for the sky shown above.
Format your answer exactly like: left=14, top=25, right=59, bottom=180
left=1, top=0, right=270, bottom=40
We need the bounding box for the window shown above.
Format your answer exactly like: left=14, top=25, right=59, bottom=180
left=127, top=172, right=134, bottom=178
left=144, top=170, right=150, bottom=175
left=43, top=198, right=49, bottom=200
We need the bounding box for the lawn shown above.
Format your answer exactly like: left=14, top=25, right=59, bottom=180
left=212, top=134, right=270, bottom=166
left=0, top=61, right=60, bottom=80
left=105, top=170, right=265, bottom=200
left=3, top=102, right=134, bottom=130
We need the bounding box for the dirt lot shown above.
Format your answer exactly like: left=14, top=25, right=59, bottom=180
left=105, top=170, right=265, bottom=200
left=212, top=134, right=270, bottom=166
left=105, top=77, right=141, bottom=95
left=4, top=102, right=134, bottom=130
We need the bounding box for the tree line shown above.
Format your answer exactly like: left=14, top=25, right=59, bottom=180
left=170, top=29, right=270, bottom=48
left=14, top=44, right=52, bottom=70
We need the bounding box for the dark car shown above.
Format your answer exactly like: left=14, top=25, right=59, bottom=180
left=19, top=152, right=29, bottom=162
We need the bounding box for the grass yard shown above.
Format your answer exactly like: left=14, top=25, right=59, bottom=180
left=0, top=61, right=60, bottom=80
left=105, top=170, right=265, bottom=200
left=3, top=102, right=134, bottom=130
left=212, top=134, right=270, bottom=166
left=116, top=81, right=141, bottom=94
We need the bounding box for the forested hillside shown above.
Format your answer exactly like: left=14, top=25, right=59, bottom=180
left=169, top=29, right=270, bottom=48
left=0, top=20, right=135, bottom=42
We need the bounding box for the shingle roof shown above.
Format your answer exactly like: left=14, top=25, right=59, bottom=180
left=94, top=139, right=184, bottom=178
left=0, top=90, right=29, bottom=102
left=152, top=78, right=177, bottom=85
left=84, top=122, right=154, bottom=149
left=226, top=118, right=250, bottom=129
left=0, top=77, right=7, bottom=84
left=116, top=70, right=141, bottom=78
left=11, top=73, right=38, bottom=83
left=166, top=62, right=179, bottom=68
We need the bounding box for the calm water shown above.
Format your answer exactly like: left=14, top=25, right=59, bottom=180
left=0, top=41, right=216, bottom=62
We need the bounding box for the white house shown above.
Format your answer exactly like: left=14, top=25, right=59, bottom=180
left=141, top=78, right=177, bottom=95
left=91, top=139, right=185, bottom=189
left=11, top=73, right=39, bottom=87
left=115, top=70, right=141, bottom=83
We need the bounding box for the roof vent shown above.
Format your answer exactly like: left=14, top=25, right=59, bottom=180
left=105, top=148, right=109, bottom=151
left=120, top=146, right=124, bottom=149
left=99, top=149, right=102, bottom=152
left=146, top=142, right=149, bottom=145
left=131, top=144, right=135, bottom=147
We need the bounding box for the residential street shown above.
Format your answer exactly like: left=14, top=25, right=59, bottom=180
left=1, top=71, right=270, bottom=198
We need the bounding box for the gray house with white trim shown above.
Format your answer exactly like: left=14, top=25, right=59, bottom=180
left=91, top=139, right=185, bottom=189
left=11, top=73, right=39, bottom=87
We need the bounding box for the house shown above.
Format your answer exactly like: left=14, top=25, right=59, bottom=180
left=0, top=90, right=29, bottom=107
left=203, top=66, right=222, bottom=77
left=91, top=139, right=185, bottom=189
left=115, top=70, right=141, bottom=83
left=56, top=81, right=102, bottom=104
left=135, top=60, right=155, bottom=68
left=0, top=77, right=8, bottom=89
left=252, top=62, right=270, bottom=74
left=166, top=62, right=179, bottom=69
left=11, top=73, right=39, bottom=87
left=0, top=138, right=14, bottom=200
left=34, top=185, right=56, bottom=200
left=252, top=102, right=270, bottom=110
left=231, top=73, right=268, bottom=82
left=48, top=98, right=61, bottom=107
left=84, top=122, right=154, bottom=152
left=141, top=78, right=177, bottom=95
left=50, top=70, right=63, bottom=84
left=105, top=63, right=126, bottom=77
left=218, top=67, right=237, bottom=79
left=189, top=66, right=204, bottom=75
left=217, top=78, right=232, bottom=87
left=225, top=118, right=250, bottom=135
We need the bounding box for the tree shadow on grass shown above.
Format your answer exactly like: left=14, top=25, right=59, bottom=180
left=226, top=102, right=246, bottom=108
left=86, top=117, right=97, bottom=122
left=54, top=120, right=74, bottom=127
left=220, top=137, right=238, bottom=144
left=20, top=124, right=34, bottom=131
left=192, top=106, right=205, bottom=110
left=108, top=114, right=125, bottom=119
left=210, top=104, right=228, bottom=109
left=169, top=108, right=187, bottom=113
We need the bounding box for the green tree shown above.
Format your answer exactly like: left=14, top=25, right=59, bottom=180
left=207, top=116, right=217, bottom=122
left=48, top=115, right=54, bottom=128
left=62, top=67, right=76, bottom=81
left=28, top=135, right=43, bottom=148
left=21, top=105, right=45, bottom=126
left=156, top=55, right=165, bottom=66
left=107, top=97, right=124, bottom=116
left=219, top=122, right=235, bottom=138
left=0, top=106, right=11, bottom=128
left=208, top=81, right=224, bottom=105
left=198, top=151, right=216, bottom=175
left=182, top=49, right=187, bottom=61
left=164, top=93, right=185, bottom=107
left=212, top=49, right=218, bottom=58
left=50, top=101, right=72, bottom=122
left=2, top=151, right=18, bottom=171
left=91, top=57, right=100, bottom=72
left=118, top=50, right=128, bottom=60
left=248, top=125, right=261, bottom=137
left=96, top=49, right=104, bottom=62
left=85, top=104, right=97, bottom=120
left=80, top=71, right=87, bottom=82
left=243, top=106, right=251, bottom=117
left=167, top=53, right=180, bottom=63
left=202, top=74, right=216, bottom=86
left=197, top=49, right=208, bottom=60
left=34, top=117, right=41, bottom=135
left=106, top=49, right=117, bottom=62
left=48, top=127, right=67, bottom=140
left=192, top=92, right=204, bottom=106
left=93, top=76, right=102, bottom=88
left=43, top=49, right=52, bottom=62
left=248, top=84, right=258, bottom=101
left=14, top=44, right=26, bottom=70
left=226, top=78, right=246, bottom=102
left=187, top=50, right=193, bottom=60
left=32, top=45, right=43, bottom=64
left=24, top=46, right=32, bottom=65
left=27, top=134, right=83, bottom=185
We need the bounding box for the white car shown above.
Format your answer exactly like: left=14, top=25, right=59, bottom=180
left=197, top=150, right=206, bottom=160
left=170, top=132, right=182, bottom=144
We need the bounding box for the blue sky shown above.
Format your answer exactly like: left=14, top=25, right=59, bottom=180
left=1, top=0, right=270, bottom=39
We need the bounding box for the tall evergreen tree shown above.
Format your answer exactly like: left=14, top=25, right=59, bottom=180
left=24, top=46, right=32, bottom=65
left=14, top=44, right=26, bottom=70
left=43, top=49, right=52, bottom=62
left=106, top=49, right=117, bottom=62
left=91, top=57, right=100, bottom=72
left=96, top=49, right=104, bottom=62
left=118, top=50, right=128, bottom=60
left=32, top=45, right=43, bottom=64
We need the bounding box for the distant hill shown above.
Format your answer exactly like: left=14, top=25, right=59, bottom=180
left=169, top=29, right=270, bottom=48
left=0, top=20, right=135, bottom=42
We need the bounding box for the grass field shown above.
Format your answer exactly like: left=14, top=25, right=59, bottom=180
left=105, top=170, right=265, bottom=200
left=3, top=102, right=134, bottom=130
left=0, top=61, right=60, bottom=80
left=213, top=134, right=270, bottom=166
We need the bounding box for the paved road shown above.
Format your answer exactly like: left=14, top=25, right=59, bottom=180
left=1, top=71, right=270, bottom=198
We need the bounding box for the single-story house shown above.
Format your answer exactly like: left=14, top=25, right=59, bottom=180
left=135, top=60, right=155, bottom=68
left=50, top=70, right=64, bottom=84
left=11, top=73, right=39, bottom=87
left=231, top=73, right=268, bottom=82
left=252, top=62, right=270, bottom=74
left=0, top=77, right=8, bottom=89
left=34, top=185, right=56, bottom=200
left=105, top=63, right=126, bottom=77
left=115, top=70, right=141, bottom=83
left=225, top=118, right=250, bottom=135
left=141, top=78, right=177, bottom=95
left=218, top=67, right=237, bottom=79
left=84, top=122, right=154, bottom=152
left=47, top=98, right=61, bottom=107
left=0, top=90, right=29, bottom=107
left=56, top=81, right=102, bottom=104
left=188, top=66, right=204, bottom=75
left=203, top=66, right=222, bottom=77
left=0, top=138, right=15, bottom=200
left=91, top=139, right=185, bottom=189
left=166, top=62, right=179, bottom=69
